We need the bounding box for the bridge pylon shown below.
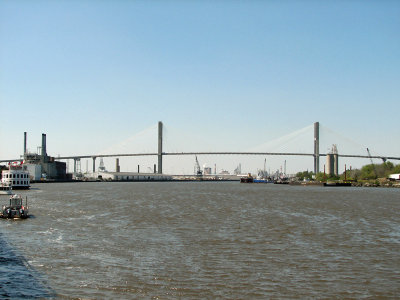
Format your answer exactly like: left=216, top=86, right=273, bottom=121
left=158, top=121, right=163, bottom=174
left=314, top=122, right=319, bottom=174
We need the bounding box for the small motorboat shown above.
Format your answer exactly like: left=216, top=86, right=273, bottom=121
left=1, top=194, right=29, bottom=219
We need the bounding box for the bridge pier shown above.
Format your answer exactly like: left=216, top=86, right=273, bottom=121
left=116, top=158, right=120, bottom=172
left=73, top=158, right=81, bottom=174
left=92, top=157, right=96, bottom=173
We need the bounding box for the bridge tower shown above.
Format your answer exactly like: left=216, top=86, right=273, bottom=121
left=314, top=122, right=319, bottom=174
left=158, top=121, right=163, bottom=174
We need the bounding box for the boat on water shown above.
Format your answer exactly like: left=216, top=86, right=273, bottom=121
left=1, top=162, right=30, bottom=190
left=0, top=183, right=12, bottom=195
left=1, top=194, right=29, bottom=219
left=323, top=181, right=352, bottom=187
left=240, top=174, right=254, bottom=183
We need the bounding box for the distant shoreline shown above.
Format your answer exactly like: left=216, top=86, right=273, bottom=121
left=29, top=179, right=400, bottom=188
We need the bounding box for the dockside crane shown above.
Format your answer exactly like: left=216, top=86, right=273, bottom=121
left=195, top=155, right=203, bottom=176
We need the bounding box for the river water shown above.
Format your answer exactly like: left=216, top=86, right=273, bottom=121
left=0, top=182, right=399, bottom=299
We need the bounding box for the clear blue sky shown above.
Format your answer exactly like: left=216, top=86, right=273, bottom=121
left=1, top=0, right=399, bottom=174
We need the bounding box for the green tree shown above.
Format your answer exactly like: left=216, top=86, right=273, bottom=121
left=340, top=168, right=360, bottom=181
left=296, top=171, right=314, bottom=181
left=315, top=172, right=339, bottom=181
left=360, top=164, right=377, bottom=179
left=392, top=164, right=400, bottom=174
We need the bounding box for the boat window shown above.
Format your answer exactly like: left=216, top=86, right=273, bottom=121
left=10, top=198, right=22, bottom=206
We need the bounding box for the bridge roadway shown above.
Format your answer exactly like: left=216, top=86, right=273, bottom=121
left=54, top=152, right=400, bottom=161
left=1, top=152, right=399, bottom=163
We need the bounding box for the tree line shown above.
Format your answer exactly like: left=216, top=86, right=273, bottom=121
left=296, top=162, right=400, bottom=181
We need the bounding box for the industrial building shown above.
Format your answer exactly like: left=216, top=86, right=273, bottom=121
left=23, top=132, right=69, bottom=181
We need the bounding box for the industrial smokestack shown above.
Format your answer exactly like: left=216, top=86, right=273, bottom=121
left=41, top=133, right=47, bottom=159
left=116, top=158, right=120, bottom=172
left=24, top=132, right=27, bottom=156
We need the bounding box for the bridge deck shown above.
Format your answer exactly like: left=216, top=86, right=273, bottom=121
left=1, top=152, right=399, bottom=163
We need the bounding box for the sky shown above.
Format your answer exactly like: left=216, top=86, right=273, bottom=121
left=0, top=0, right=399, bottom=175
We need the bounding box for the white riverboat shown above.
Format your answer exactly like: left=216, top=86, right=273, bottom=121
left=1, top=162, right=30, bottom=190
left=0, top=183, right=12, bottom=195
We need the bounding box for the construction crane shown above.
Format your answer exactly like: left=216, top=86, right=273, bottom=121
left=367, top=148, right=378, bottom=178
left=195, top=155, right=203, bottom=176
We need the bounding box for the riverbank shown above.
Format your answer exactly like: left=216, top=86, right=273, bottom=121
left=290, top=179, right=400, bottom=188
left=351, top=179, right=400, bottom=188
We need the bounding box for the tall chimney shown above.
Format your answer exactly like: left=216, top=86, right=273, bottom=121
left=24, top=132, right=27, bottom=156
left=116, top=158, right=120, bottom=172
left=41, top=133, right=47, bottom=160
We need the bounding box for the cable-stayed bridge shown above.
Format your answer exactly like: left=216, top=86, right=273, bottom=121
left=1, top=122, right=399, bottom=174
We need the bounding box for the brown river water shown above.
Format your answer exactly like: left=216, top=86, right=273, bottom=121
left=0, top=182, right=399, bottom=299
